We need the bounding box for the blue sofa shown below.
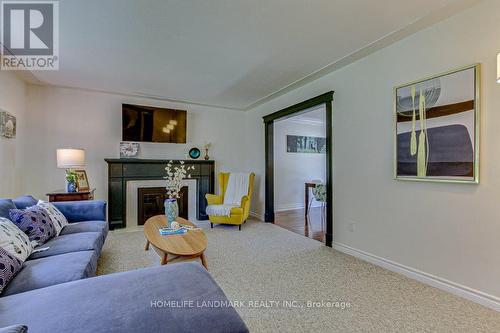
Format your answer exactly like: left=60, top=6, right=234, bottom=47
left=0, top=196, right=248, bottom=333
left=0, top=196, right=108, bottom=296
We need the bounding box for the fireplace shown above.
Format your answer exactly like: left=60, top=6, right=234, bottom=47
left=137, top=186, right=188, bottom=225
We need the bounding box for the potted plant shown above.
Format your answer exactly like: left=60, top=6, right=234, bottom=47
left=65, top=169, right=77, bottom=193
left=164, top=161, right=194, bottom=226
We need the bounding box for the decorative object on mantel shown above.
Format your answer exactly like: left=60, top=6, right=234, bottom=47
left=0, top=110, right=16, bottom=139
left=164, top=161, right=194, bottom=227
left=188, top=147, right=201, bottom=159
left=394, top=64, right=480, bottom=183
left=120, top=142, right=140, bottom=158
left=57, top=149, right=85, bottom=192
left=75, top=169, right=90, bottom=191
left=203, top=142, right=212, bottom=160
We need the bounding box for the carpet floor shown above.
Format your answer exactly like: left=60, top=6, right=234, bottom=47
left=97, top=220, right=500, bottom=332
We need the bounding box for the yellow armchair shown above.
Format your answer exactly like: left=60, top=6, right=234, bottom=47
left=205, top=172, right=255, bottom=230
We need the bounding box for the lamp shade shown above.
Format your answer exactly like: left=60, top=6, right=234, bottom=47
left=57, top=149, right=85, bottom=168
left=497, top=53, right=500, bottom=83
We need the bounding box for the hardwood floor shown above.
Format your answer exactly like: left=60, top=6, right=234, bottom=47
left=275, top=207, right=326, bottom=243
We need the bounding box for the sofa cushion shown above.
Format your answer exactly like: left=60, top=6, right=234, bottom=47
left=36, top=200, right=69, bottom=235
left=12, top=196, right=37, bottom=210
left=2, top=251, right=97, bottom=296
left=0, top=218, right=33, bottom=262
left=0, top=263, right=249, bottom=333
left=0, top=247, right=23, bottom=295
left=0, top=200, right=15, bottom=220
left=9, top=207, right=56, bottom=246
left=28, top=232, right=103, bottom=260
left=60, top=220, right=108, bottom=239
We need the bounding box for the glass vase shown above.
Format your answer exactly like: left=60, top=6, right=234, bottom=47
left=164, top=198, right=179, bottom=227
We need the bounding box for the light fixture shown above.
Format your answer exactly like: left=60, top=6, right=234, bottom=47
left=56, top=149, right=85, bottom=192
left=167, top=124, right=174, bottom=130
left=497, top=52, right=500, bottom=83
left=57, top=148, right=85, bottom=168
left=169, top=120, right=178, bottom=126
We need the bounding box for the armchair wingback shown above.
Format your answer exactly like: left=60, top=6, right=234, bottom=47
left=205, top=172, right=255, bottom=230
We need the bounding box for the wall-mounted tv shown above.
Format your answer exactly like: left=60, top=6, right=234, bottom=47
left=122, top=104, right=187, bottom=143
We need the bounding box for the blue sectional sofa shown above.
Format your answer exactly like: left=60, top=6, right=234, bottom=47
left=0, top=196, right=108, bottom=296
left=0, top=196, right=248, bottom=333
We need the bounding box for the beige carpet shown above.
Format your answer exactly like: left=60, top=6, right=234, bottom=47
left=97, top=220, right=500, bottom=332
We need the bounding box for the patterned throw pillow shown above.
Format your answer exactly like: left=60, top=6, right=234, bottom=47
left=37, top=200, right=68, bottom=236
left=9, top=207, right=56, bottom=246
left=0, top=246, right=23, bottom=294
left=0, top=218, right=32, bottom=261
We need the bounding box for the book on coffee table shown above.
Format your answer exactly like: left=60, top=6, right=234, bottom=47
left=159, top=227, right=188, bottom=236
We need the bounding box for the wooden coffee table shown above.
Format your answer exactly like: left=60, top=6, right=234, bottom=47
left=144, top=215, right=208, bottom=269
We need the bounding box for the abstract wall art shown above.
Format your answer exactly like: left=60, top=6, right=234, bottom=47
left=394, top=64, right=480, bottom=183
left=287, top=135, right=326, bottom=154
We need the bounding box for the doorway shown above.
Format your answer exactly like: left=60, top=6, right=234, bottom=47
left=263, top=92, right=334, bottom=246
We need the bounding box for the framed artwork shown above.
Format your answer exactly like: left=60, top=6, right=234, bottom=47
left=120, top=142, right=140, bottom=158
left=394, top=64, right=480, bottom=183
left=0, top=111, right=16, bottom=139
left=75, top=170, right=90, bottom=191
left=286, top=135, right=326, bottom=154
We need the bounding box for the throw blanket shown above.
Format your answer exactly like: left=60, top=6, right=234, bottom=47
left=206, top=173, right=250, bottom=217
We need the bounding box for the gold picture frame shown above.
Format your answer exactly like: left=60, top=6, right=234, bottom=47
left=75, top=169, right=90, bottom=191
left=393, top=64, right=480, bottom=184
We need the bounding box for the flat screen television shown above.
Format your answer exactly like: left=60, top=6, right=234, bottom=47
left=122, top=104, right=187, bottom=143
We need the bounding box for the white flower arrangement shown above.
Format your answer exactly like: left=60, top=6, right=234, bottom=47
left=164, top=160, right=194, bottom=199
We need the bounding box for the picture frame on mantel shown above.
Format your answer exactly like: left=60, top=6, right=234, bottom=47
left=394, top=64, right=480, bottom=184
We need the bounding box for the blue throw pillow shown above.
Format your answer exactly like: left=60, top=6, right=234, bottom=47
left=9, top=207, right=56, bottom=245
left=12, top=195, right=38, bottom=209
left=0, top=199, right=16, bottom=220
left=0, top=246, right=23, bottom=295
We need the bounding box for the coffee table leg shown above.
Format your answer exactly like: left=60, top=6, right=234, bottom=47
left=200, top=252, right=208, bottom=270
left=144, top=240, right=150, bottom=251
left=161, top=253, right=168, bottom=265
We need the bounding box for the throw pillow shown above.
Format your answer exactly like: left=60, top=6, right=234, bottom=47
left=0, top=246, right=23, bottom=295
left=37, top=200, right=68, bottom=236
left=0, top=218, right=32, bottom=261
left=0, top=325, right=28, bottom=333
left=9, top=207, right=56, bottom=246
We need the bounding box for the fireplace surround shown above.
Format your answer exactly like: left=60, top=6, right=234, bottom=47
left=105, top=159, right=215, bottom=229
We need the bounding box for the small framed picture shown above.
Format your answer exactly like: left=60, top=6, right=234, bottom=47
left=120, top=142, right=140, bottom=158
left=75, top=170, right=90, bottom=191
left=0, top=110, right=16, bottom=139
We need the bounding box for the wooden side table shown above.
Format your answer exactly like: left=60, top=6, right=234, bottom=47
left=46, top=188, right=96, bottom=202
left=304, top=182, right=317, bottom=217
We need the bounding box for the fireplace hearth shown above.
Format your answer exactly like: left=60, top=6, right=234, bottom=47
left=137, top=186, right=188, bottom=225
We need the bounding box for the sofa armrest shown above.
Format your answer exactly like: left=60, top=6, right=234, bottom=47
left=240, top=195, right=249, bottom=208
left=206, top=194, right=222, bottom=205
left=52, top=200, right=106, bottom=223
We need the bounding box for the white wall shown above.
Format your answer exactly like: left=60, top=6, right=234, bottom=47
left=0, top=71, right=26, bottom=197
left=245, top=0, right=500, bottom=301
left=274, top=112, right=326, bottom=211
left=23, top=85, right=248, bottom=200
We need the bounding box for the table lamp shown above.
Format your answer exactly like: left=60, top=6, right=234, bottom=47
left=57, top=148, right=85, bottom=192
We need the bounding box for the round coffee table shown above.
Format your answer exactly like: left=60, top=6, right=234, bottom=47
left=144, top=215, right=208, bottom=269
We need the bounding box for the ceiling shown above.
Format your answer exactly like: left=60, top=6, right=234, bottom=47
left=27, top=0, right=471, bottom=110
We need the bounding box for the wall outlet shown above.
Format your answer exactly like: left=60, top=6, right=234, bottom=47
left=348, top=221, right=357, bottom=232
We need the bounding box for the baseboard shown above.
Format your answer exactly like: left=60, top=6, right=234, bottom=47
left=332, top=241, right=500, bottom=312
left=275, top=202, right=322, bottom=212
left=250, top=210, right=264, bottom=221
